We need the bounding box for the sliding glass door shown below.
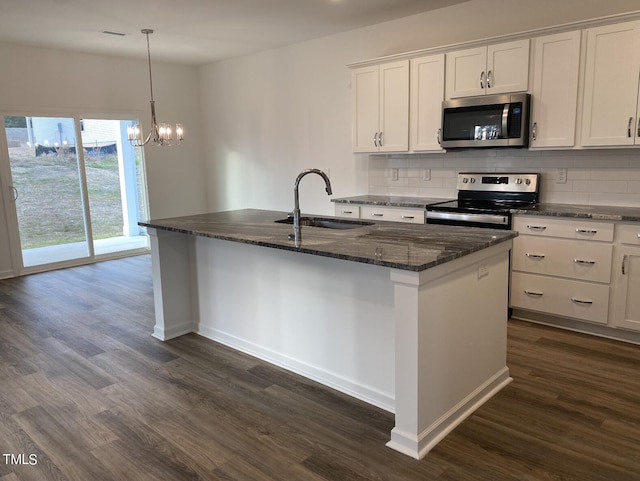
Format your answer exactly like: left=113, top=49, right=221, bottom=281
left=5, top=116, right=89, bottom=267
left=2, top=114, right=149, bottom=272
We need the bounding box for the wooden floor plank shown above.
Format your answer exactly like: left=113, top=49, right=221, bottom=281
left=1, top=255, right=640, bottom=481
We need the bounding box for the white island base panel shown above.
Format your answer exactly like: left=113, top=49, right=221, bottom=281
left=148, top=228, right=512, bottom=459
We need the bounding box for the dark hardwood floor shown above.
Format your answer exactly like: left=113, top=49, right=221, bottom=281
left=1, top=255, right=639, bottom=480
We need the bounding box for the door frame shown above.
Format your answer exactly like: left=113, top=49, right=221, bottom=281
left=0, top=108, right=150, bottom=277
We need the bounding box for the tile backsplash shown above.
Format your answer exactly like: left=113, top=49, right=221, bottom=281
left=367, top=149, right=640, bottom=206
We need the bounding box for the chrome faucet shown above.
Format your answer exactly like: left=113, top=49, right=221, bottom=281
left=291, top=168, right=332, bottom=247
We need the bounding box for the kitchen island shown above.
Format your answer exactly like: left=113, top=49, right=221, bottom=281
left=140, top=209, right=517, bottom=459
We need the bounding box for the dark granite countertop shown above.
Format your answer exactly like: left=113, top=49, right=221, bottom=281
left=512, top=203, right=640, bottom=222
left=139, top=209, right=516, bottom=272
left=333, top=195, right=640, bottom=222
left=332, top=195, right=453, bottom=208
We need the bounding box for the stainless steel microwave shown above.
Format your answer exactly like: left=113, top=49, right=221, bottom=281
left=440, top=93, right=531, bottom=149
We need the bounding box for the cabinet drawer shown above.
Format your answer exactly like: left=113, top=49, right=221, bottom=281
left=511, top=272, right=610, bottom=324
left=513, top=216, right=614, bottom=242
left=512, top=236, right=613, bottom=283
left=617, top=224, right=640, bottom=245
left=334, top=205, right=360, bottom=219
left=360, top=206, right=425, bottom=224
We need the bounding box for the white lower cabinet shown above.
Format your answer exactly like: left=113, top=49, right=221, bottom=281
left=611, top=224, right=640, bottom=332
left=334, top=205, right=360, bottom=219
left=511, top=272, right=610, bottom=324
left=334, top=204, right=425, bottom=224
left=360, top=205, right=424, bottom=224
left=511, top=215, right=613, bottom=325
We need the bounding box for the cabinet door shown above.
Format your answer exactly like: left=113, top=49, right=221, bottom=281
left=486, top=39, right=530, bottom=94
left=530, top=31, right=581, bottom=148
left=612, top=246, right=640, bottom=331
left=352, top=65, right=380, bottom=152
left=378, top=60, right=409, bottom=152
left=581, top=21, right=640, bottom=147
left=410, top=54, right=444, bottom=152
left=445, top=46, right=486, bottom=98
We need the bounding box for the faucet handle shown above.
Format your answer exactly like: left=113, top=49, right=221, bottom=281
left=287, top=212, right=294, bottom=218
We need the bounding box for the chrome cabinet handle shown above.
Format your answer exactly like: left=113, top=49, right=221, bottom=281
left=401, top=215, right=415, bottom=220
left=371, top=213, right=384, bottom=217
left=574, top=259, right=596, bottom=265
left=532, top=122, right=537, bottom=141
left=527, top=225, right=547, bottom=231
left=487, top=70, right=493, bottom=88
left=526, top=253, right=545, bottom=259
left=378, top=132, right=383, bottom=146
left=480, top=71, right=485, bottom=89
left=622, top=254, right=628, bottom=275
left=576, top=228, right=597, bottom=234
left=571, top=297, right=593, bottom=305
left=524, top=290, right=543, bottom=297
left=10, top=185, right=18, bottom=201
left=373, top=132, right=378, bottom=147
left=341, top=210, right=353, bottom=215
left=637, top=117, right=640, bottom=138
left=437, top=128, right=442, bottom=145
left=628, top=117, right=633, bottom=138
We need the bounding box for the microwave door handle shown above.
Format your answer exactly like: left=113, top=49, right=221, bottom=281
left=501, top=104, right=509, bottom=139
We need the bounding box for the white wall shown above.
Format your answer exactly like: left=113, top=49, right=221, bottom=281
left=0, top=42, right=207, bottom=219
left=199, top=0, right=640, bottom=215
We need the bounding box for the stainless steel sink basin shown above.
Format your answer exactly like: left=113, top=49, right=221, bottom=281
left=275, top=216, right=374, bottom=230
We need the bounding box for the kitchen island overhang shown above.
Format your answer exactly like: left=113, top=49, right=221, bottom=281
left=140, top=209, right=516, bottom=459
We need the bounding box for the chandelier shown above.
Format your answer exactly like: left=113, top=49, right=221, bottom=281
left=127, top=29, right=183, bottom=147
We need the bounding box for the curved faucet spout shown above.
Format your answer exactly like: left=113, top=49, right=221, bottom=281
left=292, top=169, right=333, bottom=247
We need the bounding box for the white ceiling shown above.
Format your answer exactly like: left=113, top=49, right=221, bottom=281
left=0, top=0, right=467, bottom=65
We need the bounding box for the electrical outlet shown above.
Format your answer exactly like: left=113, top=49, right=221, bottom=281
left=390, top=167, right=398, bottom=181
left=556, top=168, right=567, bottom=184
left=422, top=168, right=431, bottom=181
left=478, top=263, right=489, bottom=279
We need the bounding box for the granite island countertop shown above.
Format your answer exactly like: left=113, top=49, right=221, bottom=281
left=140, top=209, right=516, bottom=272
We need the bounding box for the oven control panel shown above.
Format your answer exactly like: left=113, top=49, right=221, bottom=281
left=457, top=173, right=539, bottom=193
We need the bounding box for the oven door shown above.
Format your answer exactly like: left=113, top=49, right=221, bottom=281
left=426, top=210, right=511, bottom=229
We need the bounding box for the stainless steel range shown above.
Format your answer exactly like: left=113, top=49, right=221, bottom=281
left=426, top=173, right=540, bottom=229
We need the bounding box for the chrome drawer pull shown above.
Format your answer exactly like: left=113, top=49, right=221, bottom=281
left=371, top=213, right=384, bottom=217
left=526, top=253, right=545, bottom=259
left=401, top=215, right=415, bottom=220
left=524, top=290, right=543, bottom=297
left=573, top=259, right=596, bottom=265
left=527, top=225, right=547, bottom=231
left=576, top=228, right=597, bottom=234
left=571, top=298, right=593, bottom=305
left=341, top=210, right=353, bottom=215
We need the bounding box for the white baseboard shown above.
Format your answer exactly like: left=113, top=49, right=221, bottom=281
left=387, top=367, right=512, bottom=459
left=153, top=321, right=194, bottom=341
left=196, top=324, right=395, bottom=413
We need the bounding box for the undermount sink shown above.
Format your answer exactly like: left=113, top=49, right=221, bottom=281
left=275, top=216, right=374, bottom=230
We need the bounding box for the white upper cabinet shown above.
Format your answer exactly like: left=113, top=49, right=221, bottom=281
left=445, top=39, right=530, bottom=99
left=352, top=60, right=409, bottom=153
left=581, top=20, right=640, bottom=147
left=530, top=31, right=581, bottom=149
left=410, top=54, right=445, bottom=152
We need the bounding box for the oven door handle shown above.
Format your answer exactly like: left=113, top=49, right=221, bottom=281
left=426, top=211, right=509, bottom=226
